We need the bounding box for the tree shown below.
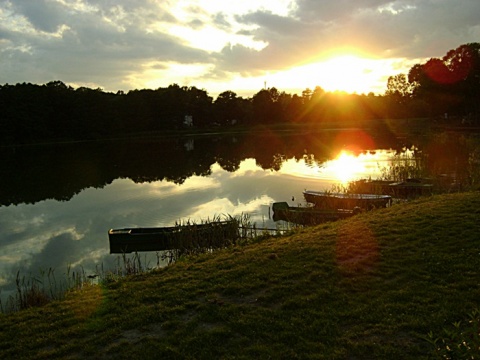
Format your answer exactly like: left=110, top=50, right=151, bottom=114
left=384, top=74, right=414, bottom=118
left=406, top=43, right=480, bottom=120
left=252, top=87, right=281, bottom=124
left=385, top=74, right=412, bottom=99
left=214, top=91, right=246, bottom=125
left=301, top=88, right=312, bottom=105
left=184, top=86, right=213, bottom=127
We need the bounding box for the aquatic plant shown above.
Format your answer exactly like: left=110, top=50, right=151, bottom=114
left=2, top=266, right=90, bottom=313
left=378, top=146, right=429, bottom=182
left=2, top=214, right=294, bottom=313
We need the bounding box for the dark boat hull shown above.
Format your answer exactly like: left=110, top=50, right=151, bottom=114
left=353, top=179, right=433, bottom=198
left=272, top=202, right=357, bottom=225
left=303, top=191, right=392, bottom=210
left=109, top=221, right=238, bottom=253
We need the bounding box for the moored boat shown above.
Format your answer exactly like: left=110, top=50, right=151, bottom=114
left=352, top=178, right=433, bottom=198
left=272, top=202, right=359, bottom=225
left=108, top=220, right=238, bottom=253
left=303, top=190, right=392, bottom=210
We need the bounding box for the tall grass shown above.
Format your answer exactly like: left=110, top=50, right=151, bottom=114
left=377, top=142, right=480, bottom=193
left=1, top=192, right=479, bottom=358
left=378, top=146, right=429, bottom=182
left=1, top=252, right=158, bottom=313
left=1, top=266, right=91, bottom=313
left=1, top=214, right=290, bottom=314
left=152, top=214, right=292, bottom=264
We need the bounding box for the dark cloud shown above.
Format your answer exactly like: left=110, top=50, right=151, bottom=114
left=0, top=0, right=212, bottom=90
left=1, top=0, right=479, bottom=92
left=213, top=11, right=319, bottom=74
left=212, top=12, right=232, bottom=30
left=238, top=10, right=302, bottom=37
left=293, top=0, right=391, bottom=21
left=213, top=0, right=480, bottom=77
left=9, top=0, right=64, bottom=33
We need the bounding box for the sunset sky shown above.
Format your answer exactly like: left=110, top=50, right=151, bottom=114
left=1, top=0, right=479, bottom=97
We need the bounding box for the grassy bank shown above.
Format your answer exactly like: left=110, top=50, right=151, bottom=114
left=1, top=192, right=479, bottom=359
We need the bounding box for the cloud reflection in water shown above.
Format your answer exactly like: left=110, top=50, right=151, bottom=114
left=0, top=153, right=390, bottom=301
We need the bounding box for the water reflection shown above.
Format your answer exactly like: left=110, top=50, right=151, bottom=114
left=0, top=129, right=401, bottom=206
left=0, top=158, right=323, bottom=302
left=324, top=151, right=370, bottom=183
left=278, top=150, right=395, bottom=185
left=0, top=130, right=479, bottom=306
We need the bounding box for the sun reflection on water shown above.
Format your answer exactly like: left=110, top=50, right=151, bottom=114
left=326, top=151, right=368, bottom=183
left=278, top=150, right=393, bottom=185
left=324, top=150, right=396, bottom=184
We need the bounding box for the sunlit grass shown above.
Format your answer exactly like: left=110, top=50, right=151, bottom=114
left=0, top=192, right=479, bottom=359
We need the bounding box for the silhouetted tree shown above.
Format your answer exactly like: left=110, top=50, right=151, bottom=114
left=408, top=43, right=480, bottom=121
left=2, top=42, right=480, bottom=146
left=252, top=87, right=281, bottom=124
left=183, top=86, right=213, bottom=127
left=214, top=90, right=249, bottom=125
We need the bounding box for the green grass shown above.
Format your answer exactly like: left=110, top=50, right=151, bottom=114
left=1, top=192, right=479, bottom=359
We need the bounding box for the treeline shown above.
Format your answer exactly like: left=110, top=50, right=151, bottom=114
left=1, top=42, right=479, bottom=145
left=386, top=42, right=480, bottom=122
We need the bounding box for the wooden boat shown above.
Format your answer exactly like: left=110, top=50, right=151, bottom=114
left=353, top=178, right=433, bottom=198
left=272, top=202, right=359, bottom=226
left=303, top=191, right=392, bottom=210
left=352, top=180, right=396, bottom=195
left=388, top=180, right=433, bottom=198
left=109, top=221, right=238, bottom=253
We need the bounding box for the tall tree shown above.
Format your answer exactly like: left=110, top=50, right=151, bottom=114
left=385, top=74, right=412, bottom=99
left=252, top=87, right=281, bottom=124
left=407, top=43, right=480, bottom=120
left=214, top=91, right=247, bottom=125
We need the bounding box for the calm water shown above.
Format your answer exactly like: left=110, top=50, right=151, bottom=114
left=1, top=129, right=478, bottom=303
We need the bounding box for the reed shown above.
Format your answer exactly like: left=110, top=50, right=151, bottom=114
left=2, top=251, right=156, bottom=313
left=378, top=146, right=429, bottom=182
left=2, top=266, right=90, bottom=313
left=1, top=214, right=296, bottom=313
left=1, top=192, right=479, bottom=358
left=155, top=215, right=238, bottom=263
left=159, top=213, right=282, bottom=263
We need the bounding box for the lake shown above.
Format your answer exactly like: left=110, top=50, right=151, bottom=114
left=1, top=128, right=479, bottom=305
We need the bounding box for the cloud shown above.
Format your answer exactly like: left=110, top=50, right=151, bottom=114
left=8, top=0, right=64, bottom=33
left=210, top=0, right=480, bottom=79
left=0, top=0, right=479, bottom=94
left=0, top=0, right=212, bottom=90
left=299, top=0, right=480, bottom=58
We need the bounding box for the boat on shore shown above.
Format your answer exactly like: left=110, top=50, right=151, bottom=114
left=303, top=190, right=392, bottom=210
left=352, top=179, right=433, bottom=198
left=109, top=220, right=238, bottom=253
left=272, top=202, right=359, bottom=226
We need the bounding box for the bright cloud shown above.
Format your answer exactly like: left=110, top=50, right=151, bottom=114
left=0, top=0, right=479, bottom=96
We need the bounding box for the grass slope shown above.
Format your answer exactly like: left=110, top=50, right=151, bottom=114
left=1, top=192, right=479, bottom=359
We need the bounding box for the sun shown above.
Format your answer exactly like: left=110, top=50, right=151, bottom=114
left=319, top=55, right=375, bottom=93
left=304, top=54, right=388, bottom=94
left=261, top=53, right=394, bottom=95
